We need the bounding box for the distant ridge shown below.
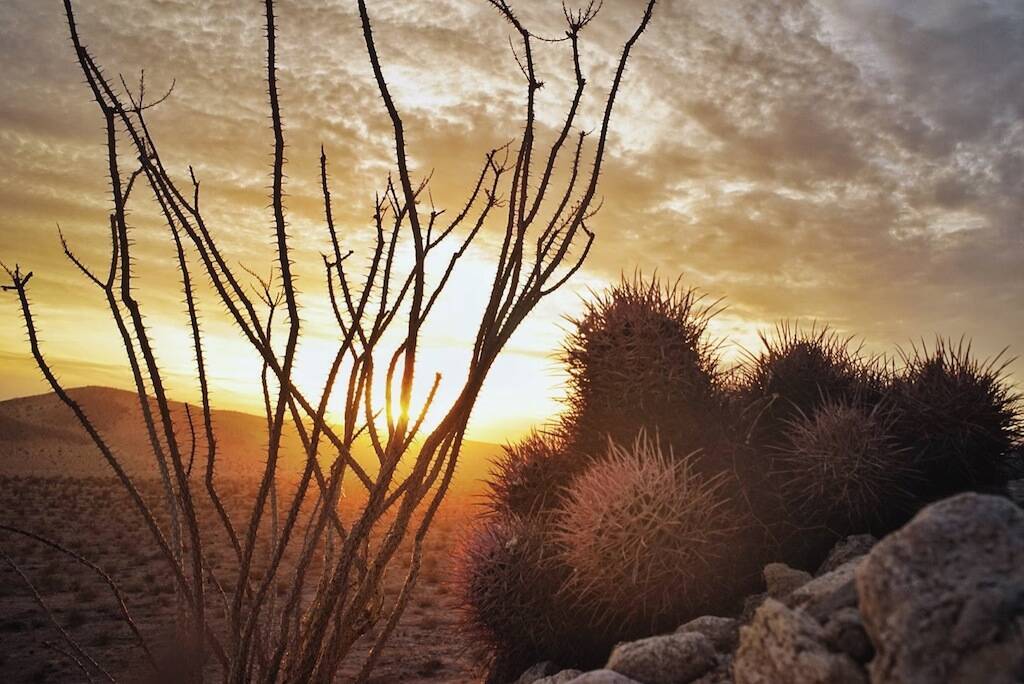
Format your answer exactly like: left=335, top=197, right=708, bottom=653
left=0, top=386, right=500, bottom=495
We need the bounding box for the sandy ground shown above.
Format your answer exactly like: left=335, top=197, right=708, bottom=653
left=0, top=476, right=482, bottom=683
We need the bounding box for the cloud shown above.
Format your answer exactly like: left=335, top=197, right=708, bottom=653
left=0, top=0, right=1021, bottom=428
left=578, top=0, right=1024, bottom=360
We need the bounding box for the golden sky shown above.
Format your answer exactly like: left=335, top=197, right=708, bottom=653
left=1, top=0, right=1022, bottom=442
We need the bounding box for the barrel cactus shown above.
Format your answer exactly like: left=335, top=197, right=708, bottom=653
left=482, top=431, right=583, bottom=518
left=455, top=280, right=1024, bottom=680
left=774, top=399, right=915, bottom=534
left=553, top=433, right=749, bottom=635
left=560, top=274, right=725, bottom=459
left=740, top=324, right=882, bottom=446
left=889, top=339, right=1022, bottom=499
left=454, top=513, right=607, bottom=682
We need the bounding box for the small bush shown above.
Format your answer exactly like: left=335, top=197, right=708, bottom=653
left=561, top=275, right=724, bottom=458
left=774, top=400, right=916, bottom=534
left=890, top=339, right=1022, bottom=499
left=554, top=434, right=747, bottom=635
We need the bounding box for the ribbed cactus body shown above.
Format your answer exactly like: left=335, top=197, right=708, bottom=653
left=561, top=275, right=724, bottom=458
left=555, top=434, right=745, bottom=634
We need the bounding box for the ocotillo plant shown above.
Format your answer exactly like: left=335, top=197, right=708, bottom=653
left=0, top=0, right=658, bottom=681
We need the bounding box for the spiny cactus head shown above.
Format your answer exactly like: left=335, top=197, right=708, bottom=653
left=890, top=338, right=1022, bottom=496
left=482, top=431, right=583, bottom=518
left=740, top=323, right=882, bottom=443
left=774, top=399, right=916, bottom=534
left=561, top=274, right=724, bottom=454
left=453, top=513, right=606, bottom=682
left=554, top=432, right=745, bottom=634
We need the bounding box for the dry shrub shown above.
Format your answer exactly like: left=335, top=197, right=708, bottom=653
left=554, top=434, right=745, bottom=634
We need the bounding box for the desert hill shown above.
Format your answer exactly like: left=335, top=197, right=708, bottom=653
left=0, top=386, right=501, bottom=496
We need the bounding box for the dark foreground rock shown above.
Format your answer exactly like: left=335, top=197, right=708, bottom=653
left=733, top=598, right=866, bottom=684
left=514, top=492, right=1024, bottom=684
left=676, top=616, right=740, bottom=652
left=517, top=662, right=562, bottom=684
left=565, top=670, right=641, bottom=683
left=856, top=492, right=1024, bottom=684
left=534, top=670, right=585, bottom=684
left=763, top=563, right=812, bottom=600
left=606, top=633, right=717, bottom=684
left=816, top=534, right=876, bottom=576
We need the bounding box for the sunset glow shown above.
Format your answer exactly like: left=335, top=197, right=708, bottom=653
left=2, top=0, right=1022, bottom=440
left=1, top=2, right=1023, bottom=682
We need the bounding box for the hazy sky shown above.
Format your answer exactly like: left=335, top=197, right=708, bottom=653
left=1, top=0, right=1022, bottom=441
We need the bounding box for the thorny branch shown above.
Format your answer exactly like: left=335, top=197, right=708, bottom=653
left=2, top=1, right=656, bottom=681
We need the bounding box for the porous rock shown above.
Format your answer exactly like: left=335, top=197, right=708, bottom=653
left=739, top=592, right=766, bottom=624
left=606, top=632, right=717, bottom=684
left=763, top=562, right=812, bottom=599
left=535, top=669, right=585, bottom=684
left=733, top=598, right=866, bottom=684
left=690, top=654, right=733, bottom=684
left=565, top=669, right=642, bottom=683
left=785, top=558, right=860, bottom=621
left=676, top=616, right=739, bottom=652
left=820, top=607, right=873, bottom=665
left=517, top=662, right=561, bottom=684
left=856, top=493, right=1024, bottom=684
left=816, top=534, right=876, bottom=576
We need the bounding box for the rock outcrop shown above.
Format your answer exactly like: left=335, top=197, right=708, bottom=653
left=856, top=493, right=1024, bottom=684
left=513, top=493, right=1024, bottom=684
left=606, top=633, right=717, bottom=684
left=763, top=563, right=812, bottom=599
left=733, top=599, right=866, bottom=684
left=816, top=534, right=876, bottom=576
left=676, top=616, right=740, bottom=652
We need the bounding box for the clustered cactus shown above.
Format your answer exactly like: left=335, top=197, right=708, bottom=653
left=481, top=431, right=581, bottom=519
left=889, top=339, right=1023, bottom=498
left=454, top=514, right=594, bottom=682
left=456, top=275, right=1023, bottom=681
left=739, top=324, right=884, bottom=445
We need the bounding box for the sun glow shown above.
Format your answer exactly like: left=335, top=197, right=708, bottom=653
left=190, top=251, right=577, bottom=444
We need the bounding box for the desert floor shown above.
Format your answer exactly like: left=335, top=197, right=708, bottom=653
left=0, top=476, right=480, bottom=683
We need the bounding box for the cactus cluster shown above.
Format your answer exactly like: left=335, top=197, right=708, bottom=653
left=453, top=514, right=601, bottom=683
left=456, top=275, right=1023, bottom=681
left=889, top=339, right=1022, bottom=499
left=739, top=323, right=884, bottom=445
left=481, top=431, right=580, bottom=518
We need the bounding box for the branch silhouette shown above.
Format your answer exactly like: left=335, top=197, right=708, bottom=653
left=2, top=1, right=657, bottom=681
